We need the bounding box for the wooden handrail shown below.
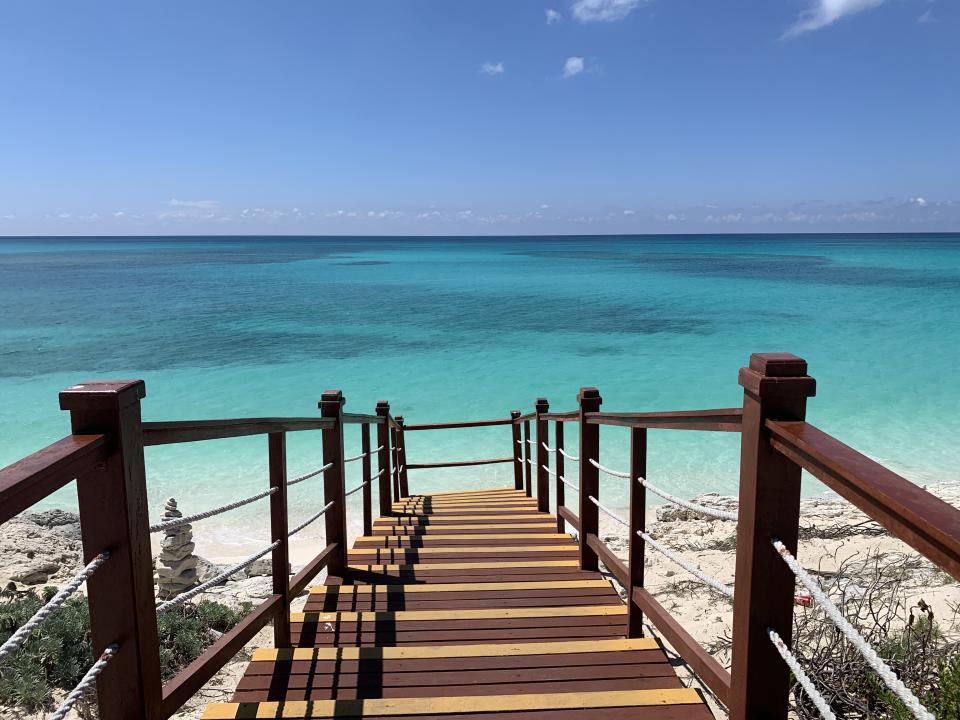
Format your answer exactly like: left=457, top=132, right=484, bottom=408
left=767, top=419, right=960, bottom=581
left=289, top=542, right=339, bottom=598
left=142, top=417, right=333, bottom=445
left=404, top=417, right=514, bottom=431
left=343, top=412, right=385, bottom=425
left=557, top=505, right=579, bottom=531
left=159, top=594, right=282, bottom=718
left=0, top=434, right=107, bottom=524
left=541, top=410, right=579, bottom=421
left=585, top=408, right=743, bottom=432
left=514, top=411, right=536, bottom=423
left=632, top=587, right=732, bottom=706
left=406, top=457, right=514, bottom=470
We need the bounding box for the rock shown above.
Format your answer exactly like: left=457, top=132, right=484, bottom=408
left=0, top=514, right=83, bottom=587
left=244, top=558, right=273, bottom=578
left=155, top=497, right=199, bottom=599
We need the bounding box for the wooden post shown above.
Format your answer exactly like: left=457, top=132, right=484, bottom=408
left=555, top=421, right=565, bottom=533
left=522, top=420, right=532, bottom=497
left=397, top=417, right=409, bottom=498
left=391, top=423, right=401, bottom=502
left=535, top=398, right=550, bottom=513
left=361, top=424, right=373, bottom=536
left=319, top=390, right=348, bottom=577
left=730, top=353, right=816, bottom=720
left=628, top=427, right=647, bottom=638
left=268, top=432, right=291, bottom=647
left=59, top=380, right=162, bottom=720
left=375, top=401, right=393, bottom=517
left=510, top=410, right=523, bottom=491
left=578, top=387, right=602, bottom=572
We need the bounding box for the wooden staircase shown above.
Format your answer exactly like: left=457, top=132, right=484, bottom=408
left=202, top=487, right=710, bottom=719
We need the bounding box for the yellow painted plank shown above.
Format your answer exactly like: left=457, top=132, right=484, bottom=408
left=310, top=579, right=611, bottom=594
left=348, top=559, right=580, bottom=571
left=291, top=604, right=626, bottom=623
left=412, top=486, right=516, bottom=497
left=252, top=637, right=660, bottom=662
left=379, top=514, right=548, bottom=521
left=371, top=523, right=558, bottom=531
left=357, top=533, right=570, bottom=542
left=349, top=545, right=578, bottom=555
left=202, top=688, right=702, bottom=719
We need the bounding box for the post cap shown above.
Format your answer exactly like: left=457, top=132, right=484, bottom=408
left=510, top=410, right=521, bottom=418
left=396, top=416, right=405, bottom=425
left=577, top=387, right=601, bottom=402
left=319, top=390, right=345, bottom=407
left=535, top=397, right=549, bottom=413
left=60, top=380, right=146, bottom=411
left=376, top=400, right=390, bottom=415
left=739, top=353, right=816, bottom=398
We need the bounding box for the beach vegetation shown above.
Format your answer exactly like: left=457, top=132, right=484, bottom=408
left=0, top=587, right=249, bottom=713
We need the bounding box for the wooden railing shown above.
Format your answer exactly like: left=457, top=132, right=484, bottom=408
left=0, top=383, right=402, bottom=720
left=1, top=353, right=959, bottom=720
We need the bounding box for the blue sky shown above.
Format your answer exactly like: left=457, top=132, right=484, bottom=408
left=0, top=0, right=957, bottom=235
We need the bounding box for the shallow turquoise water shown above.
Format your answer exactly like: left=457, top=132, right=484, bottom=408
left=2, top=234, right=958, bottom=543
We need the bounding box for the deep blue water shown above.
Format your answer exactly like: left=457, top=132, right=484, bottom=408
left=2, top=234, right=958, bottom=544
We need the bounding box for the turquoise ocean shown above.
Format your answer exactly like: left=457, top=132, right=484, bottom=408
left=2, top=235, right=958, bottom=553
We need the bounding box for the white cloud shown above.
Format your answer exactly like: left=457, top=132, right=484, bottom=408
left=623, top=209, right=636, bottom=216
left=2, top=214, right=13, bottom=220
left=571, top=0, right=640, bottom=22
left=784, top=0, right=887, bottom=37
left=113, top=211, right=125, bottom=218
left=546, top=9, right=563, bottom=24
left=563, top=56, right=585, bottom=77
left=168, top=198, right=220, bottom=209
left=910, top=197, right=928, bottom=206
left=479, top=61, right=505, bottom=76
left=917, top=9, right=937, bottom=23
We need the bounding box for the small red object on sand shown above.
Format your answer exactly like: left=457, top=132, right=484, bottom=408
left=794, top=594, right=813, bottom=607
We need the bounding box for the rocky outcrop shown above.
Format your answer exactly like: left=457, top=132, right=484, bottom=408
left=0, top=510, right=82, bottom=588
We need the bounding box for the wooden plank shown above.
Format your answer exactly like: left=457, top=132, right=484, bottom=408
left=584, top=408, right=743, bottom=432
left=202, top=688, right=703, bottom=718
left=348, top=560, right=580, bottom=572
left=310, top=580, right=611, bottom=595
left=291, top=605, right=627, bottom=623
left=253, top=638, right=660, bottom=662
left=371, top=523, right=559, bottom=532
left=585, top=533, right=628, bottom=587
left=384, top=514, right=548, bottom=521
left=350, top=545, right=578, bottom=555
left=358, top=533, right=571, bottom=542
left=268, top=432, right=291, bottom=647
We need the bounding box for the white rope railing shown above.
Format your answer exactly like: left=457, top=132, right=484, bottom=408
left=344, top=480, right=370, bottom=498
left=49, top=644, right=119, bottom=720
left=559, top=448, right=579, bottom=462
left=587, top=495, right=628, bottom=529
left=588, top=458, right=631, bottom=479
left=157, top=541, right=282, bottom=614
left=288, top=462, right=333, bottom=487
left=525, top=458, right=534, bottom=466
left=344, top=446, right=384, bottom=464
left=772, top=538, right=933, bottom=720
left=768, top=627, right=837, bottom=720
left=542, top=442, right=556, bottom=453
left=588, top=459, right=737, bottom=521
left=543, top=465, right=578, bottom=492
left=288, top=500, right=336, bottom=537
left=640, top=530, right=734, bottom=598
left=150, top=488, right=277, bottom=533
left=0, top=552, right=110, bottom=663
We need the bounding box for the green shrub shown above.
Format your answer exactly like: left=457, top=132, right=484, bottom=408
left=0, top=589, right=250, bottom=712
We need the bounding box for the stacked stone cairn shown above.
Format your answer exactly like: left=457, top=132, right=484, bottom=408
left=155, top=498, right=199, bottom=599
